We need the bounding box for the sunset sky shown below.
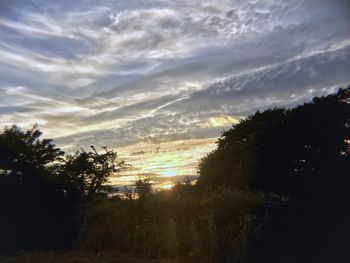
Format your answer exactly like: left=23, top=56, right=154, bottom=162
left=1, top=0, right=350, bottom=188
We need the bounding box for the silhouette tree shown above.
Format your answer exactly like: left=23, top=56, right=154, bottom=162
left=0, top=125, right=79, bottom=252
left=0, top=124, right=63, bottom=179
left=198, top=108, right=287, bottom=191
left=135, top=178, right=152, bottom=200
left=248, top=88, right=350, bottom=262
left=198, top=87, right=350, bottom=262
left=59, top=146, right=123, bottom=197
left=199, top=88, right=350, bottom=193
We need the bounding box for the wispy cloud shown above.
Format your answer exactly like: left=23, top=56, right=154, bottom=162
left=0, top=0, right=349, bottom=182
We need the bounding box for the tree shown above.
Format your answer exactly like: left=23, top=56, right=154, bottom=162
left=248, top=88, right=350, bottom=262
left=197, top=87, right=350, bottom=261
left=198, top=108, right=287, bottom=191
left=198, top=88, right=350, bottom=195
left=60, top=146, right=123, bottom=197
left=0, top=125, right=79, bottom=252
left=0, top=124, right=63, bottom=181
left=135, top=178, right=152, bottom=200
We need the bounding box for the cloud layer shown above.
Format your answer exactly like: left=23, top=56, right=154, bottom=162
left=1, top=0, right=350, bottom=180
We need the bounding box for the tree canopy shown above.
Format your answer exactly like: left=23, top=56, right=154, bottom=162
left=1, top=87, right=350, bottom=261
left=0, top=125, right=63, bottom=181
left=0, top=125, right=122, bottom=252
left=198, top=88, right=350, bottom=195
left=198, top=87, right=350, bottom=262
left=60, top=146, right=123, bottom=197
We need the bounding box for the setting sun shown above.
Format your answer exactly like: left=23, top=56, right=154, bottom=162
left=0, top=0, right=349, bottom=261
left=159, top=183, right=174, bottom=190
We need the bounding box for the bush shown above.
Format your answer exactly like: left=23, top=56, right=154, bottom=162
left=77, top=184, right=260, bottom=262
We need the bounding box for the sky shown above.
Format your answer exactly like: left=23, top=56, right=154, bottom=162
left=1, top=0, right=350, bottom=189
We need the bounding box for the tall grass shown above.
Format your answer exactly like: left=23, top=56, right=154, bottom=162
left=77, top=184, right=260, bottom=262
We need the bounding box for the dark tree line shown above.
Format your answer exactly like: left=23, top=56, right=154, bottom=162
left=1, top=87, right=349, bottom=261
left=198, top=87, right=350, bottom=262
left=0, top=126, right=121, bottom=252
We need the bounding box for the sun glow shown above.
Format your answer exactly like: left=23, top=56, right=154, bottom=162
left=159, top=183, right=174, bottom=190
left=113, top=138, right=217, bottom=188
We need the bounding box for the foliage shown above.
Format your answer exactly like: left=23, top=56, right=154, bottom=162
left=60, top=146, right=123, bottom=197
left=78, top=182, right=260, bottom=262
left=2, top=87, right=350, bottom=262
left=200, top=88, right=350, bottom=194
left=0, top=125, right=78, bottom=252
left=197, top=87, right=350, bottom=262
left=135, top=178, right=153, bottom=200
left=0, top=126, right=123, bottom=252
left=0, top=124, right=63, bottom=179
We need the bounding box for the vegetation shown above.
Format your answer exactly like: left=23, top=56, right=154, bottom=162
left=60, top=146, right=124, bottom=197
left=198, top=87, right=350, bottom=261
left=0, top=125, right=78, bottom=251
left=0, top=128, right=124, bottom=252
left=0, top=87, right=349, bottom=262
left=78, top=184, right=259, bottom=262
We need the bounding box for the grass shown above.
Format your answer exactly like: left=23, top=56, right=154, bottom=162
left=76, top=186, right=260, bottom=262
left=0, top=250, right=182, bottom=263
left=0, top=186, right=260, bottom=263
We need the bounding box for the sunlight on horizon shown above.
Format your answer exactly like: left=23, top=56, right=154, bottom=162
left=159, top=183, right=174, bottom=190
left=109, top=138, right=217, bottom=188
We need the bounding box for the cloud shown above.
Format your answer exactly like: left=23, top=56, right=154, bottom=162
left=199, top=116, right=240, bottom=128
left=0, top=0, right=349, bottom=184
left=130, top=150, right=149, bottom=156
left=52, top=40, right=350, bottom=151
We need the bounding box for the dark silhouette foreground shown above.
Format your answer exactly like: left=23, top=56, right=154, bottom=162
left=0, top=87, right=349, bottom=262
left=0, top=126, right=122, bottom=252
left=199, top=87, right=350, bottom=262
